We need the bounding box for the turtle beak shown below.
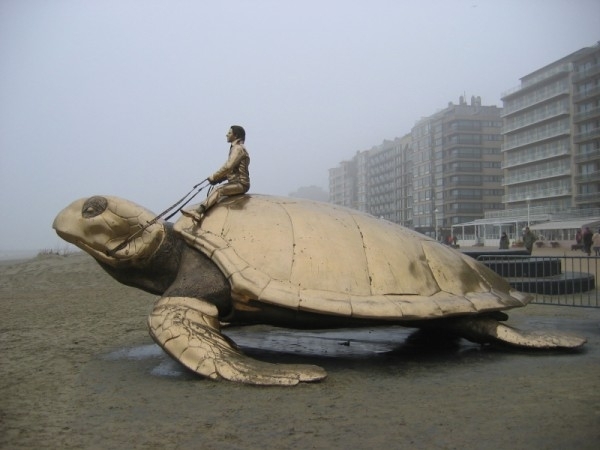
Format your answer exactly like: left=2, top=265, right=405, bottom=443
left=52, top=198, right=114, bottom=261
left=53, top=196, right=166, bottom=267
left=52, top=198, right=86, bottom=245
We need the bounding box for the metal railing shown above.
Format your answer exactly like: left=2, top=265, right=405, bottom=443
left=476, top=254, right=599, bottom=308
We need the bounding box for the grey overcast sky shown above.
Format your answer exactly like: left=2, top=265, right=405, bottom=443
left=1, top=0, right=599, bottom=253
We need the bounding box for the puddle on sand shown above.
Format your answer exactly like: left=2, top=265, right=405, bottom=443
left=103, top=327, right=409, bottom=379
left=103, top=324, right=530, bottom=379
left=105, top=344, right=163, bottom=360
left=105, top=344, right=187, bottom=378
left=149, top=359, right=186, bottom=377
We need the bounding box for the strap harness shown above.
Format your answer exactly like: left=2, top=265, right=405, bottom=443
left=106, top=179, right=209, bottom=256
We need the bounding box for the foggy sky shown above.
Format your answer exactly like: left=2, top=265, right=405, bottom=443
left=1, top=0, right=599, bottom=252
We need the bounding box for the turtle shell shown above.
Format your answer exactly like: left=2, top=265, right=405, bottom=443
left=173, top=195, right=530, bottom=320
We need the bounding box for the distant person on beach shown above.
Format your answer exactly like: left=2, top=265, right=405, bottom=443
left=582, top=227, right=593, bottom=256
left=592, top=229, right=600, bottom=257
left=499, top=232, right=509, bottom=249
left=522, top=227, right=537, bottom=254
left=182, top=125, right=250, bottom=222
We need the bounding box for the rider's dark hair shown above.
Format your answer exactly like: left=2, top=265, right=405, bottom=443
left=230, top=125, right=246, bottom=142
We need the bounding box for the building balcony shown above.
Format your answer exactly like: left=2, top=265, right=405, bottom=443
left=445, top=124, right=483, bottom=133
left=444, top=167, right=483, bottom=175
left=446, top=180, right=483, bottom=187
left=503, top=167, right=571, bottom=186
left=501, top=127, right=570, bottom=152
left=573, top=84, right=600, bottom=102
left=575, top=170, right=600, bottom=183
left=503, top=186, right=572, bottom=203
left=502, top=143, right=570, bottom=168
left=573, top=127, right=600, bottom=143
left=501, top=63, right=571, bottom=99
left=573, top=106, right=600, bottom=123
left=448, top=193, right=483, bottom=200
left=501, top=86, right=570, bottom=117
left=502, top=106, right=570, bottom=134
left=575, top=192, right=600, bottom=203
left=574, top=149, right=600, bottom=163
left=572, top=62, right=600, bottom=83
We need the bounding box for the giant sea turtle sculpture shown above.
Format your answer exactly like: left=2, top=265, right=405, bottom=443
left=53, top=194, right=586, bottom=385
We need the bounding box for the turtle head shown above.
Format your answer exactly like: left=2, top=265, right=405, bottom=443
left=53, top=195, right=167, bottom=268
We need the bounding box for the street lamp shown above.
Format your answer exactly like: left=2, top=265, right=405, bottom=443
left=434, top=208, right=439, bottom=241
left=526, top=197, right=531, bottom=227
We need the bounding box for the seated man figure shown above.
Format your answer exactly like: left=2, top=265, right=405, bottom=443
left=182, top=125, right=250, bottom=222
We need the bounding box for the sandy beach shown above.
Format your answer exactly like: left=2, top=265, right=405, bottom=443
left=1, top=250, right=599, bottom=449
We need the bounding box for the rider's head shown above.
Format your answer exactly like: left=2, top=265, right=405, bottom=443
left=229, top=125, right=246, bottom=142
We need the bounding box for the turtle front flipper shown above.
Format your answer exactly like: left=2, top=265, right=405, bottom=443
left=440, top=316, right=587, bottom=349
left=148, top=297, right=327, bottom=385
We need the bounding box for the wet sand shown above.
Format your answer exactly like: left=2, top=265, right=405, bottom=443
left=1, top=252, right=599, bottom=449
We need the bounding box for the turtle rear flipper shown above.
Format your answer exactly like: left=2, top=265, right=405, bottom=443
left=442, top=316, right=587, bottom=349
left=148, top=297, right=327, bottom=385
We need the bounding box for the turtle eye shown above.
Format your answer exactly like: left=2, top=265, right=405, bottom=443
left=82, top=196, right=108, bottom=218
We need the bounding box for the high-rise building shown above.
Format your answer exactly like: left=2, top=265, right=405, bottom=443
left=329, top=44, right=600, bottom=243
left=572, top=44, right=600, bottom=209
left=329, top=136, right=412, bottom=226
left=364, top=136, right=412, bottom=224
left=328, top=159, right=356, bottom=208
left=501, top=43, right=600, bottom=212
left=411, top=96, right=503, bottom=238
left=329, top=96, right=503, bottom=238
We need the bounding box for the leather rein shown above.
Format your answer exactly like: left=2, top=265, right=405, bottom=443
left=106, top=179, right=209, bottom=256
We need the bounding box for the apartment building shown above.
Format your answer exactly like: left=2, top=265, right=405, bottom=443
left=411, top=96, right=503, bottom=237
left=362, top=136, right=412, bottom=224
left=328, top=159, right=356, bottom=208
left=329, top=96, right=503, bottom=237
left=501, top=43, right=600, bottom=212
left=572, top=44, right=600, bottom=208
left=329, top=136, right=413, bottom=225
left=329, top=44, right=599, bottom=243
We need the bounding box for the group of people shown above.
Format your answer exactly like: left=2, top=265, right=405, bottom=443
left=577, top=227, right=600, bottom=256
left=500, top=226, right=600, bottom=256
left=499, top=226, right=537, bottom=254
